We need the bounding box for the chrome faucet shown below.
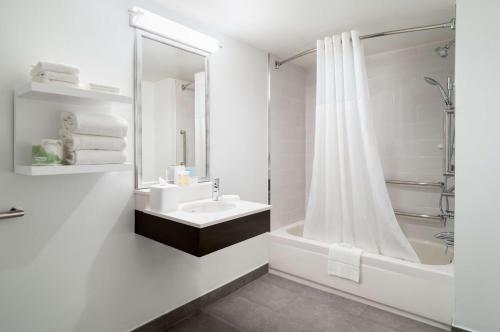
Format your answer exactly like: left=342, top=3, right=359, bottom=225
left=212, top=178, right=220, bottom=201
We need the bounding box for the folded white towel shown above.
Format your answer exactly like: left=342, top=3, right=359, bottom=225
left=89, top=83, right=120, bottom=94
left=59, top=129, right=127, bottom=151
left=328, top=243, right=363, bottom=283
left=31, top=78, right=79, bottom=87
left=61, top=112, right=128, bottom=138
left=31, top=61, right=80, bottom=76
left=64, top=150, right=127, bottom=165
left=32, top=71, right=79, bottom=84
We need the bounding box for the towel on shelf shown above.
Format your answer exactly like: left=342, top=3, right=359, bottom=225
left=89, top=83, right=120, bottom=94
left=61, top=111, right=128, bottom=138
left=31, top=78, right=78, bottom=87
left=32, top=71, right=79, bottom=85
left=59, top=129, right=127, bottom=151
left=328, top=243, right=363, bottom=283
left=64, top=150, right=126, bottom=165
left=30, top=61, right=80, bottom=76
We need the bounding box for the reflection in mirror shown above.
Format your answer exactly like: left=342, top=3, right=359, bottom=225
left=139, top=35, right=208, bottom=186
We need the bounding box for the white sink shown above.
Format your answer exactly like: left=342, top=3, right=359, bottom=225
left=143, top=198, right=271, bottom=228
left=181, top=201, right=237, bottom=213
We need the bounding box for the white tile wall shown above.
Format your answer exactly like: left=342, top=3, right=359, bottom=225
left=269, top=56, right=306, bottom=230
left=305, top=70, right=316, bottom=203
left=304, top=40, right=455, bottom=240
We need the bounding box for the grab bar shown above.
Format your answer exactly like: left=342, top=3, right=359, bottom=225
left=443, top=109, right=449, bottom=174
left=385, top=179, right=443, bottom=188
left=394, top=209, right=443, bottom=221
left=443, top=109, right=455, bottom=174
left=180, top=130, right=187, bottom=166
left=0, top=208, right=25, bottom=220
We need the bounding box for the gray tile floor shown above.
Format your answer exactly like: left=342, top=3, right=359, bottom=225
left=169, top=273, right=447, bottom=332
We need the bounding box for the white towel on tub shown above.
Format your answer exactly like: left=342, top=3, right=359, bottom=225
left=61, top=111, right=128, bottom=138
left=328, top=243, right=363, bottom=283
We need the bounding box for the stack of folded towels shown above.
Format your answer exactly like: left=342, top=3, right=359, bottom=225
left=30, top=61, right=80, bottom=86
left=60, top=111, right=128, bottom=165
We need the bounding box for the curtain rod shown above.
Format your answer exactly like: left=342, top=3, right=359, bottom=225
left=274, top=18, right=456, bottom=69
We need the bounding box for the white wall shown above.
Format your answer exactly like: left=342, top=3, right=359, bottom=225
left=210, top=37, right=268, bottom=203
left=269, top=56, right=306, bottom=230
left=305, top=41, right=455, bottom=242
left=141, top=79, right=177, bottom=182
left=154, top=78, right=177, bottom=178
left=142, top=77, right=199, bottom=181
left=454, top=1, right=500, bottom=331
left=141, top=80, right=157, bottom=181
left=175, top=80, right=195, bottom=167
left=0, top=1, right=269, bottom=331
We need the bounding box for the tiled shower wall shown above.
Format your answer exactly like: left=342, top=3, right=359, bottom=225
left=271, top=41, right=454, bottom=236
left=305, top=40, right=455, bottom=239
left=269, top=56, right=306, bottom=230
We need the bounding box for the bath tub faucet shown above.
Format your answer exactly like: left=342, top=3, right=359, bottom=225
left=212, top=178, right=220, bottom=201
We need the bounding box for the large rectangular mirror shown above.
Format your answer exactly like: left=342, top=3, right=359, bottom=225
left=135, top=31, right=210, bottom=188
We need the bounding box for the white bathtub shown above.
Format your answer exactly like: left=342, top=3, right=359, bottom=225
left=268, top=221, right=454, bottom=328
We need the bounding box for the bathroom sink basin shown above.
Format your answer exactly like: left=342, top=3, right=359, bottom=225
left=181, top=201, right=237, bottom=213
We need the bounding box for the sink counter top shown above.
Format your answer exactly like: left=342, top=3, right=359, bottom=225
left=134, top=187, right=271, bottom=256
left=142, top=198, right=271, bottom=228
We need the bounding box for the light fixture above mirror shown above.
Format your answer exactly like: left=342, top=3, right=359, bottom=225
left=129, top=7, right=220, bottom=53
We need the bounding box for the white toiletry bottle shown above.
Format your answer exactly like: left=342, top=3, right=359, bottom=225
left=178, top=170, right=190, bottom=185
left=174, top=165, right=186, bottom=185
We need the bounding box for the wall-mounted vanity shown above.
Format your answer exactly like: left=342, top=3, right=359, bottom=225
left=135, top=188, right=270, bottom=257
left=130, top=8, right=270, bottom=257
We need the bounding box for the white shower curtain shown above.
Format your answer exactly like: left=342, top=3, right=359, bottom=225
left=304, top=31, right=419, bottom=262
left=194, top=72, right=206, bottom=178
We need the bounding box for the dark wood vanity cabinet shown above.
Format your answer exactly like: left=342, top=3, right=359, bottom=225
left=135, top=210, right=270, bottom=257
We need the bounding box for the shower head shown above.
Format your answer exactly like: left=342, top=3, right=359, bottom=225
left=435, top=40, right=455, bottom=58
left=424, top=77, right=440, bottom=86
left=424, top=76, right=451, bottom=106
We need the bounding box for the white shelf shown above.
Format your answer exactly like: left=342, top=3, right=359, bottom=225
left=13, top=81, right=133, bottom=176
left=15, top=163, right=133, bottom=176
left=15, top=82, right=132, bottom=105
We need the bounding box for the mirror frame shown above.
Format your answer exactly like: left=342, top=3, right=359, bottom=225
left=134, top=30, right=211, bottom=189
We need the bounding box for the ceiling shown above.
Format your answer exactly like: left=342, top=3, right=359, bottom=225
left=153, top=0, right=455, bottom=68
left=142, top=36, right=205, bottom=82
